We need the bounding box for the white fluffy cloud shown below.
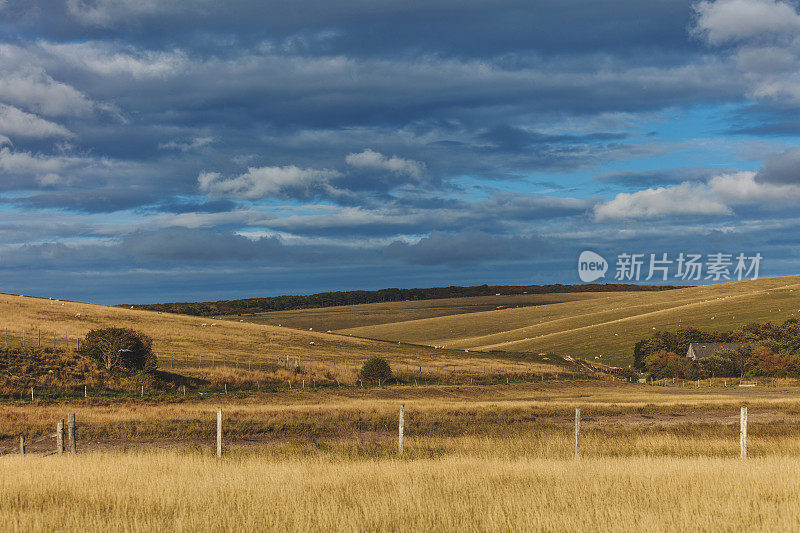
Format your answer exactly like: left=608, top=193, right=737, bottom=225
left=198, top=166, right=343, bottom=199
left=0, top=67, right=95, bottom=117
left=39, top=41, right=189, bottom=80
left=692, top=1, right=800, bottom=104
left=0, top=104, right=74, bottom=140
left=345, top=149, right=425, bottom=180
left=594, top=171, right=800, bottom=220
left=693, top=0, right=800, bottom=44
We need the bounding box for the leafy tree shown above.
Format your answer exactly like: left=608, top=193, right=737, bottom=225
left=360, top=357, right=392, bottom=382
left=748, top=345, right=800, bottom=377
left=633, top=339, right=648, bottom=370
left=698, top=356, right=738, bottom=378
left=716, top=347, right=753, bottom=378
left=645, top=350, right=699, bottom=379
left=82, top=328, right=156, bottom=372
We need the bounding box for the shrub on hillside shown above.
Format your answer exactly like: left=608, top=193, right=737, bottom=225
left=645, top=350, right=699, bottom=380
left=81, top=328, right=156, bottom=372
left=360, top=357, right=392, bottom=382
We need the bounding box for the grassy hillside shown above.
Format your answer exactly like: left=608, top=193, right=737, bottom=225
left=339, top=276, right=800, bottom=366
left=229, top=292, right=620, bottom=331
left=0, top=293, right=573, bottom=382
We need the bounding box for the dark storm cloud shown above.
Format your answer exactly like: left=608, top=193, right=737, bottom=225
left=120, top=227, right=366, bottom=264
left=261, top=194, right=591, bottom=238
left=384, top=231, right=549, bottom=266
left=478, top=125, right=627, bottom=154
left=3, top=1, right=698, bottom=58
left=149, top=198, right=239, bottom=215
left=15, top=188, right=158, bottom=213
left=756, top=147, right=800, bottom=184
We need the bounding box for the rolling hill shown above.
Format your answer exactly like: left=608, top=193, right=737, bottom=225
left=0, top=292, right=572, bottom=380
left=225, top=292, right=623, bottom=331
left=336, top=276, right=800, bottom=366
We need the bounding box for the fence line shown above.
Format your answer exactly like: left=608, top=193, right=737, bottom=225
left=0, top=405, right=769, bottom=459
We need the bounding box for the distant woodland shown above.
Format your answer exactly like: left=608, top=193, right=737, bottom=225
left=123, top=283, right=684, bottom=317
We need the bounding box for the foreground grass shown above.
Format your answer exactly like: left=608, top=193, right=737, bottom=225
left=3, top=449, right=800, bottom=531
left=5, top=383, right=800, bottom=531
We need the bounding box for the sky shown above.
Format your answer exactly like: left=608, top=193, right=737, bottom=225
left=1, top=0, right=800, bottom=304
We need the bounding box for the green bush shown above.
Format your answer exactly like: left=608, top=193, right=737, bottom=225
left=360, top=357, right=392, bottom=382
left=81, top=328, right=156, bottom=372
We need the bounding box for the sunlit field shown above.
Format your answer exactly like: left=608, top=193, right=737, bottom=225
left=4, top=443, right=800, bottom=531
left=5, top=381, right=800, bottom=531
left=5, top=279, right=800, bottom=531
left=341, top=276, right=800, bottom=365
left=0, top=292, right=570, bottom=384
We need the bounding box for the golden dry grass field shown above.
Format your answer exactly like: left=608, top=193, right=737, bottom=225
left=0, top=292, right=571, bottom=382
left=3, top=381, right=800, bottom=451
left=338, top=276, right=800, bottom=366
left=4, top=452, right=800, bottom=531
left=4, top=382, right=800, bottom=531
left=230, top=292, right=619, bottom=331
left=5, top=280, right=800, bottom=531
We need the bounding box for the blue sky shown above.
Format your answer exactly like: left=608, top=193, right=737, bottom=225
left=1, top=0, right=800, bottom=303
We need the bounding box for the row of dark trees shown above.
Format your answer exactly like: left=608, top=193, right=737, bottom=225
left=635, top=318, right=800, bottom=379
left=123, top=283, right=682, bottom=317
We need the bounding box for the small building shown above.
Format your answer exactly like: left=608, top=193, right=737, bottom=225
left=686, top=342, right=757, bottom=360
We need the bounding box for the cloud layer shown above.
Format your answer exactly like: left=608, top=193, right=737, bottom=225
left=0, top=0, right=799, bottom=302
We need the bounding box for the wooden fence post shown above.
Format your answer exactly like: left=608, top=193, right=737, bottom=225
left=67, top=413, right=76, bottom=454
left=740, top=406, right=748, bottom=459
left=30, top=387, right=34, bottom=401
left=140, top=385, right=144, bottom=398
left=216, top=407, right=222, bottom=458
left=56, top=419, right=64, bottom=455
left=574, top=408, right=580, bottom=458
left=19, top=436, right=25, bottom=456
left=399, top=404, right=405, bottom=454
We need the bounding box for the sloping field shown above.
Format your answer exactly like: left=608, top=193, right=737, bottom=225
left=230, top=292, right=617, bottom=331
left=339, top=276, right=800, bottom=366
left=0, top=293, right=570, bottom=376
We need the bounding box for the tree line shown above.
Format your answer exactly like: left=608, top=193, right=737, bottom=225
left=634, top=319, right=800, bottom=379
left=121, top=283, right=682, bottom=317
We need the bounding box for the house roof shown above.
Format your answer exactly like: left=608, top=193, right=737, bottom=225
left=687, top=342, right=758, bottom=360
